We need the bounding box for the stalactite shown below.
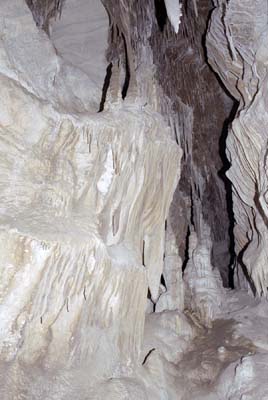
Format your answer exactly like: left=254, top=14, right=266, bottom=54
left=164, top=0, right=183, bottom=33
left=26, top=0, right=66, bottom=33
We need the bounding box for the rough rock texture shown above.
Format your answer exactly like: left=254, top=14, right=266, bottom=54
left=150, top=0, right=234, bottom=288
left=25, top=0, right=66, bottom=33
left=0, top=0, right=182, bottom=397
left=184, top=218, right=225, bottom=327
left=155, top=219, right=184, bottom=313
left=100, top=0, right=234, bottom=325
left=1, top=0, right=268, bottom=399
left=207, top=0, right=268, bottom=296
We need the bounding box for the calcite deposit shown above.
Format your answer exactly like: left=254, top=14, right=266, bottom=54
left=207, top=0, right=268, bottom=296
left=0, top=0, right=181, bottom=394
left=0, top=0, right=268, bottom=399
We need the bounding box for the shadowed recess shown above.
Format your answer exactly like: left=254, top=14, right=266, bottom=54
left=154, top=0, right=168, bottom=31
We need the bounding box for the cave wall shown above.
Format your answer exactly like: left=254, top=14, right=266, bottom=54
left=25, top=0, right=66, bottom=33
left=99, top=1, right=234, bottom=323
left=0, top=0, right=261, bottom=398
left=207, top=0, right=268, bottom=296
left=0, top=0, right=181, bottom=397
left=150, top=0, right=234, bottom=287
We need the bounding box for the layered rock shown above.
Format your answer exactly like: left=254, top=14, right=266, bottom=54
left=207, top=0, right=268, bottom=296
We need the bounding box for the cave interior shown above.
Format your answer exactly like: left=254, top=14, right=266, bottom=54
left=0, top=0, right=268, bottom=399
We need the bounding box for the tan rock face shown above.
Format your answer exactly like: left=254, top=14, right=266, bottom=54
left=0, top=0, right=181, bottom=395
left=207, top=0, right=268, bottom=296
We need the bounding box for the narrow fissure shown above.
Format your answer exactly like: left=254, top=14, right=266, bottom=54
left=98, top=62, right=113, bottom=112
left=154, top=0, right=167, bottom=31
left=218, top=100, right=239, bottom=288
left=121, top=33, right=130, bottom=99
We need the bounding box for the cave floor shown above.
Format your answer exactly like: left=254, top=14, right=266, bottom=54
left=179, top=318, right=256, bottom=387
left=175, top=289, right=268, bottom=399
left=0, top=290, right=267, bottom=399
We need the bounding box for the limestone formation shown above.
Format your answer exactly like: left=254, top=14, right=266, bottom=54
left=183, top=219, right=225, bottom=327
left=207, top=0, right=268, bottom=297
left=0, top=0, right=268, bottom=399
left=0, top=0, right=181, bottom=395
left=164, top=0, right=182, bottom=33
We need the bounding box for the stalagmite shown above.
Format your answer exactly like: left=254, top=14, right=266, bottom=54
left=183, top=220, right=225, bottom=327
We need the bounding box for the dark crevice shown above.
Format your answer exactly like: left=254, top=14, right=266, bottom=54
left=121, top=33, right=130, bottom=99
left=154, top=0, right=168, bottom=32
left=182, top=226, right=190, bottom=272
left=201, top=5, right=240, bottom=289
left=190, top=189, right=195, bottom=228
left=160, top=274, right=167, bottom=289
left=98, top=62, right=113, bottom=112
left=142, top=239, right=146, bottom=267
left=218, top=100, right=239, bottom=289
left=142, top=348, right=156, bottom=365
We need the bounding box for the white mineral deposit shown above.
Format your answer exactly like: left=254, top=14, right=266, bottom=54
left=0, top=1, right=267, bottom=399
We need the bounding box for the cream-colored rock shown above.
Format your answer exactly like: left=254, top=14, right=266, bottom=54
left=50, top=0, right=108, bottom=91
left=142, top=310, right=195, bottom=365
left=155, top=218, right=184, bottom=313
left=203, top=354, right=268, bottom=400
left=207, top=0, right=268, bottom=297
left=164, top=0, right=182, bottom=34
left=0, top=0, right=102, bottom=113
left=184, top=219, right=225, bottom=327
left=0, top=1, right=182, bottom=397
left=138, top=350, right=185, bottom=400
